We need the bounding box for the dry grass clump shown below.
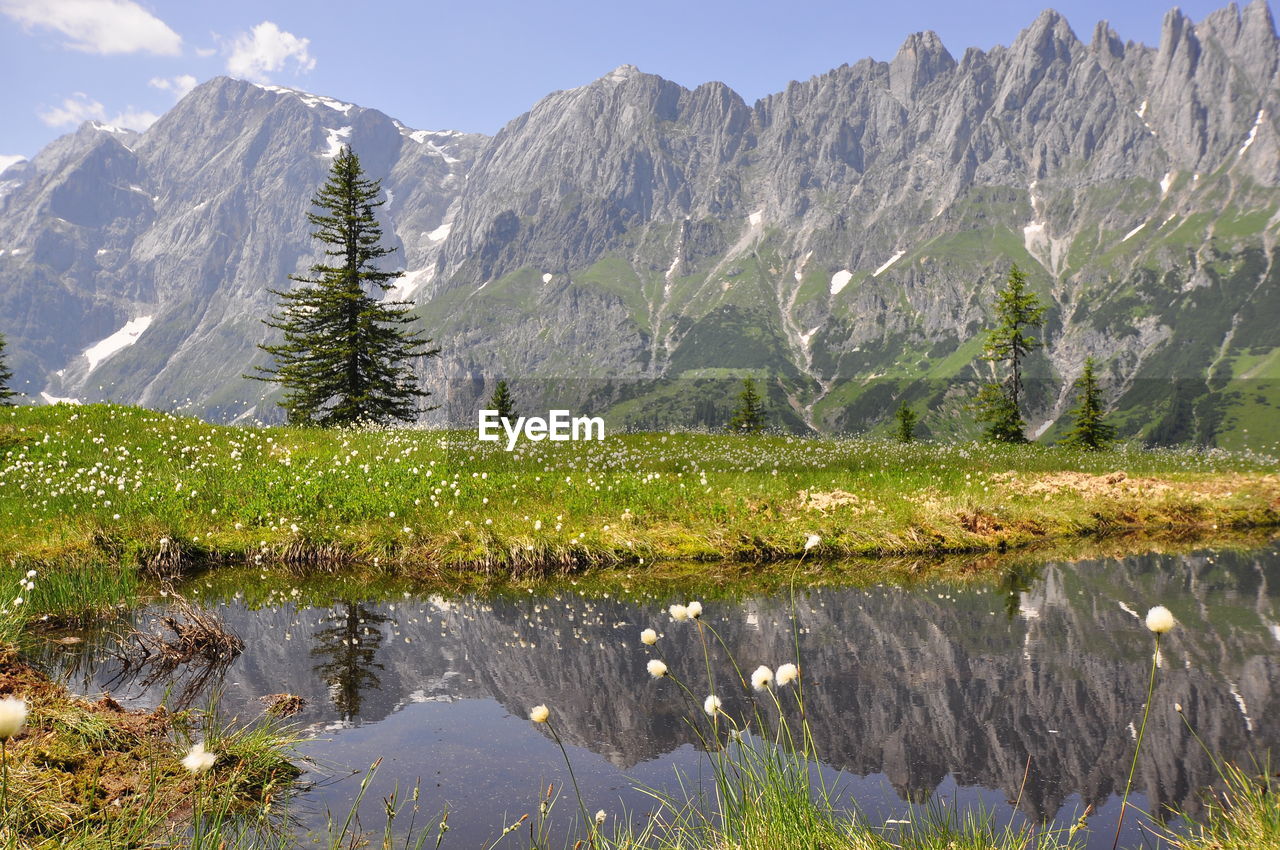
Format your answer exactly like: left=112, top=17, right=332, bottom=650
left=258, top=693, right=305, bottom=717
left=109, top=588, right=243, bottom=707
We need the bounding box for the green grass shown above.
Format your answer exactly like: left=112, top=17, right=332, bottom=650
left=0, top=648, right=304, bottom=849
left=1, top=404, right=1276, bottom=582
left=1169, top=760, right=1280, bottom=850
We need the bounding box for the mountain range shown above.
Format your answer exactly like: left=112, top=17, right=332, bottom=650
left=1, top=1, right=1278, bottom=446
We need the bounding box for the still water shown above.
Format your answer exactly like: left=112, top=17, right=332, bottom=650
left=44, top=544, right=1280, bottom=849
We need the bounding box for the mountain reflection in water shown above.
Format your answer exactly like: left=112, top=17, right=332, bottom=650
left=46, top=545, right=1280, bottom=849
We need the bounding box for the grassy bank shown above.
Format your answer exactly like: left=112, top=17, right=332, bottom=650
left=0, top=647, right=300, bottom=848
left=1, top=404, right=1277, bottom=579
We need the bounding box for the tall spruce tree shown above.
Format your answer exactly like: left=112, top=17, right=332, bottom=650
left=488, top=379, right=516, bottom=424
left=252, top=146, right=438, bottom=425
left=0, top=333, right=15, bottom=404
left=1063, top=356, right=1115, bottom=450
left=975, top=264, right=1045, bottom=442
left=894, top=402, right=917, bottom=442
left=728, top=376, right=766, bottom=433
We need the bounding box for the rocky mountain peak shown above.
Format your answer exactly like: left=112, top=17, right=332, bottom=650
left=1243, top=0, right=1279, bottom=35
left=1157, top=7, right=1198, bottom=71
left=1011, top=8, right=1082, bottom=63
left=889, top=30, right=957, bottom=103
left=606, top=63, right=643, bottom=81
left=1089, top=20, right=1125, bottom=57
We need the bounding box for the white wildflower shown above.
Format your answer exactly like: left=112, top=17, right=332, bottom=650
left=1145, top=606, right=1175, bottom=634
left=0, top=697, right=26, bottom=741
left=181, top=741, right=217, bottom=774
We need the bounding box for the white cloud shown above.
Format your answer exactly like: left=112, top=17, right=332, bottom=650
left=38, top=92, right=158, bottom=131
left=38, top=92, right=105, bottom=127
left=149, top=74, right=198, bottom=100
left=226, top=21, right=315, bottom=82
left=0, top=155, right=26, bottom=174
left=194, top=46, right=215, bottom=57
left=0, top=0, right=181, bottom=55
left=110, top=107, right=160, bottom=130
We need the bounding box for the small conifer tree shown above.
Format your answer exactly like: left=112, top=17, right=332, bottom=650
left=1063, top=356, right=1115, bottom=450
left=975, top=264, right=1046, bottom=442
left=728, top=376, right=766, bottom=433
left=894, top=402, right=917, bottom=442
left=0, top=334, right=15, bottom=405
left=251, top=146, right=439, bottom=425
left=488, top=379, right=516, bottom=424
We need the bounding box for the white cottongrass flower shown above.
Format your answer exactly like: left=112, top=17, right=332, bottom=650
left=640, top=628, right=658, bottom=646
left=595, top=809, right=607, bottom=826
left=804, top=534, right=821, bottom=551
left=668, top=604, right=689, bottom=622
left=703, top=694, right=722, bottom=716
left=529, top=704, right=550, bottom=723
left=181, top=741, right=217, bottom=774
left=776, top=663, right=799, bottom=686
left=751, top=665, right=774, bottom=690
left=686, top=601, right=703, bottom=619
left=647, top=659, right=669, bottom=678
left=1145, top=606, right=1175, bottom=634
left=0, top=697, right=27, bottom=741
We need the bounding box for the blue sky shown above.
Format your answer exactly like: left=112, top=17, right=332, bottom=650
left=0, top=0, right=1264, bottom=165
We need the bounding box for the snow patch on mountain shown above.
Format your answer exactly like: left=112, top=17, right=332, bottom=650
left=404, top=129, right=461, bottom=163
left=830, top=269, right=853, bottom=295
left=794, top=251, right=812, bottom=284
left=83, top=316, right=153, bottom=373
left=1121, top=222, right=1146, bottom=242
left=385, top=268, right=434, bottom=302
left=872, top=250, right=905, bottom=277
left=1238, top=110, right=1264, bottom=156
left=321, top=127, right=353, bottom=158
left=256, top=84, right=355, bottom=115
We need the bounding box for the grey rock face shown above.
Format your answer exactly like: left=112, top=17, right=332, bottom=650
left=0, top=3, right=1277, bottom=442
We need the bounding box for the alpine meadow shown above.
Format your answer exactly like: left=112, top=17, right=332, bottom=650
left=0, top=2, right=1278, bottom=849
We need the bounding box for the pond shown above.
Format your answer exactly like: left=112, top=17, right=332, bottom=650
left=39, top=542, right=1280, bottom=849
